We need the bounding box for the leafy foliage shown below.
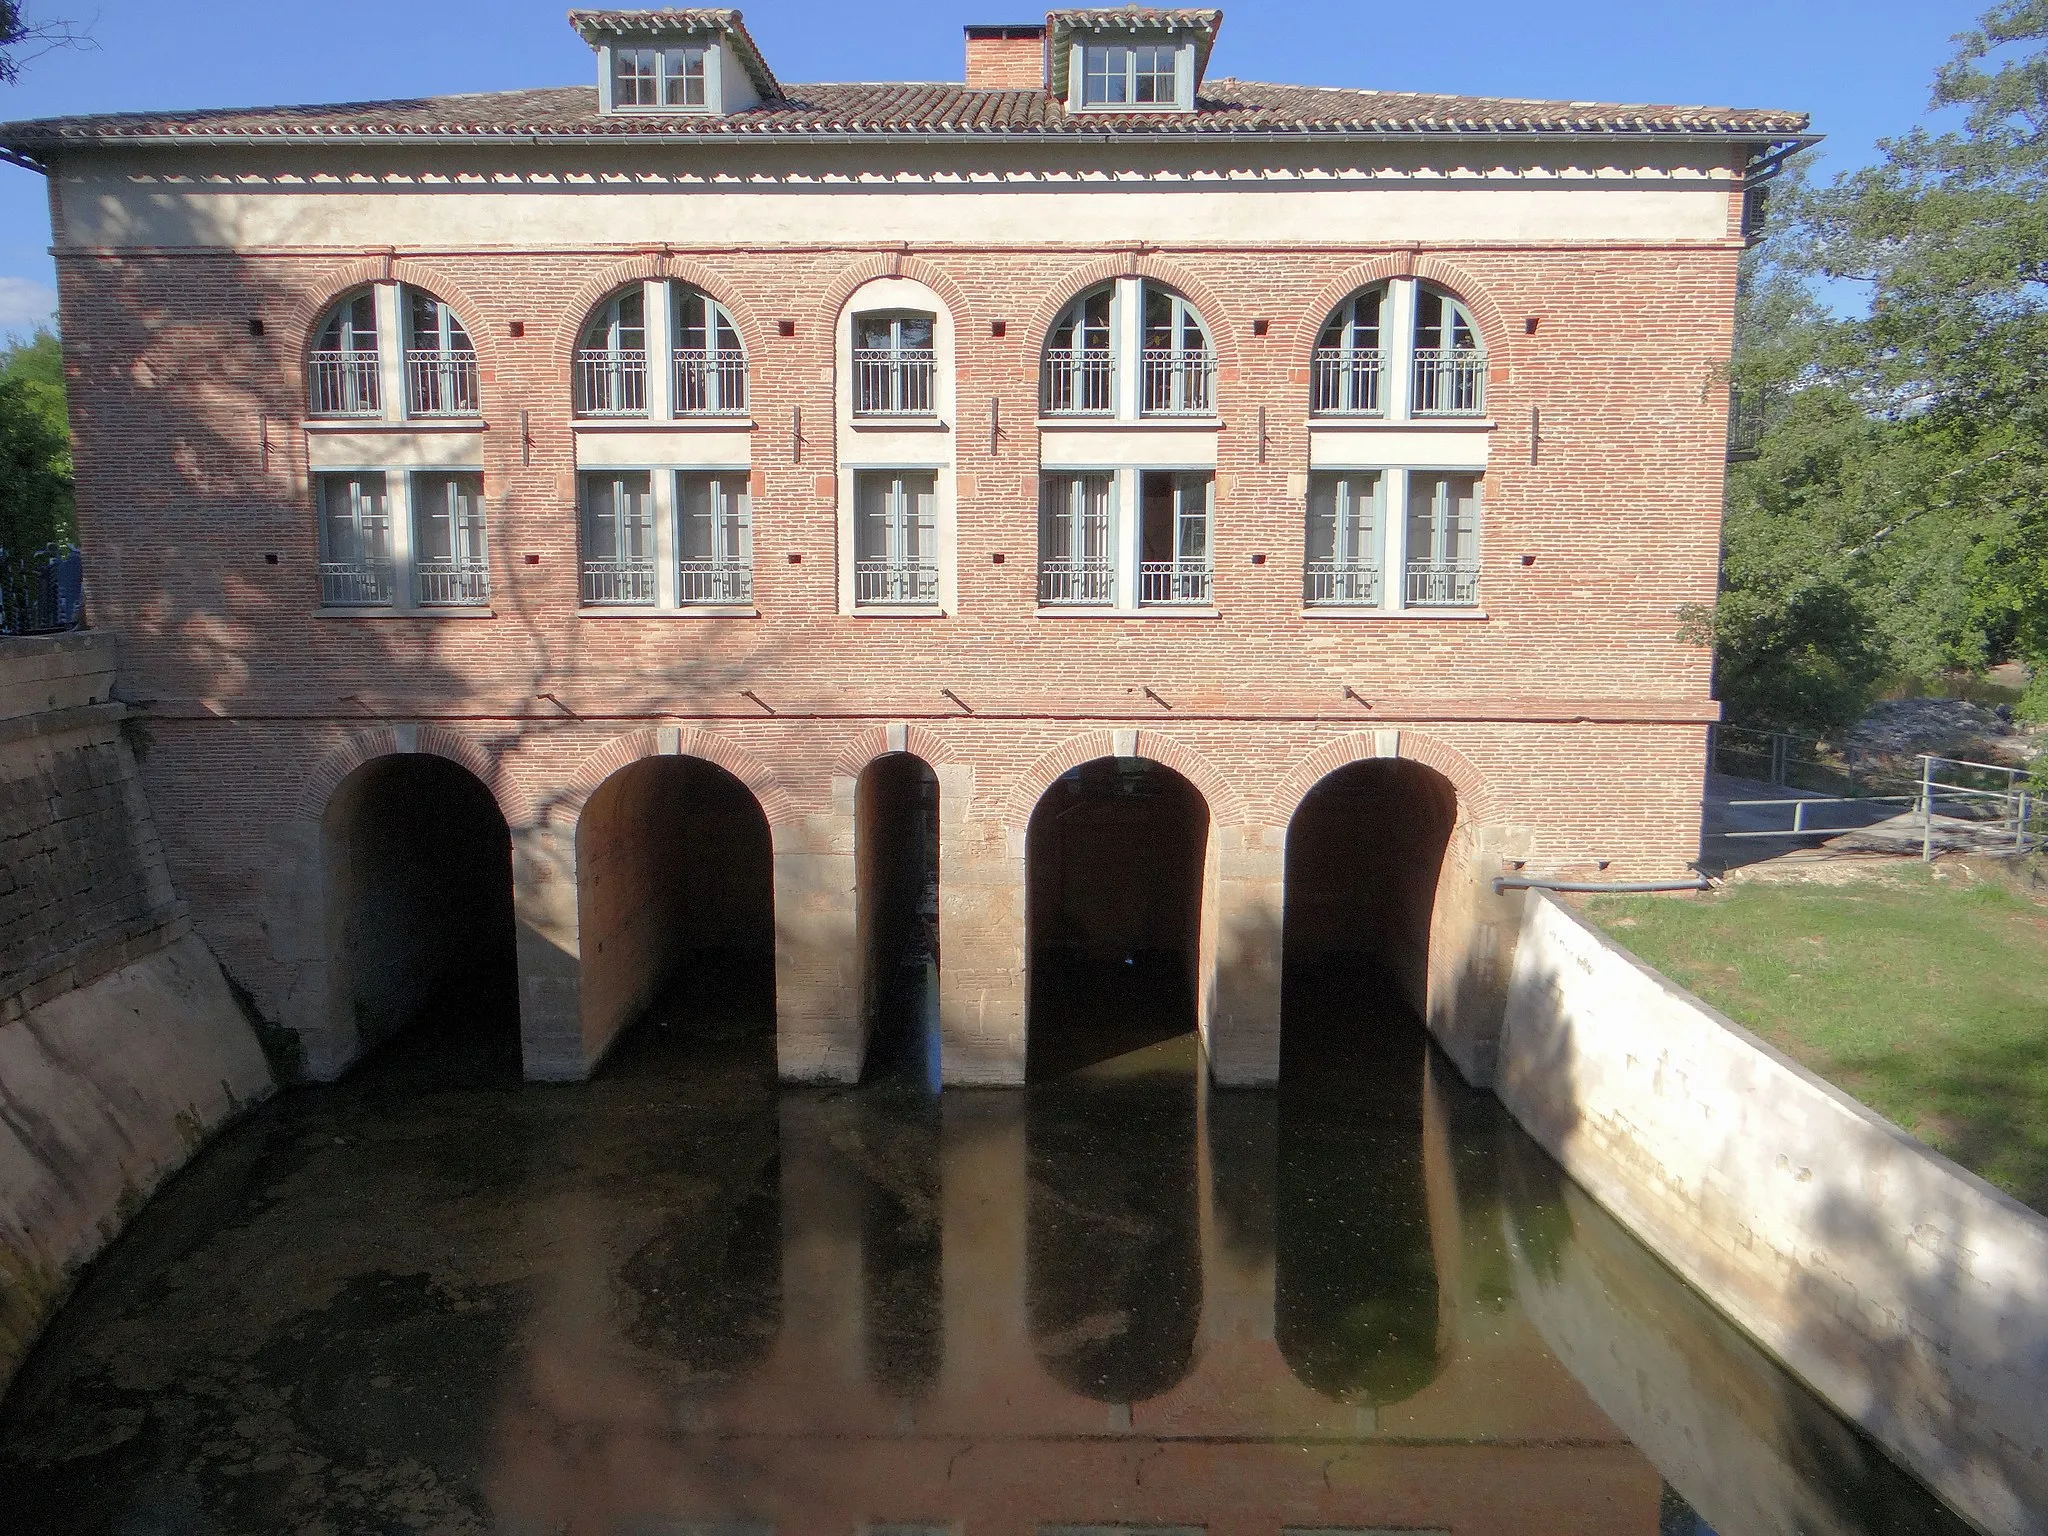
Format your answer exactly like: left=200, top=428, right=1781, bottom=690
left=0, top=328, right=74, bottom=555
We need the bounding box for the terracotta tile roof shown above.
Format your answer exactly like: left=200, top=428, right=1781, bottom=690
left=0, top=78, right=1809, bottom=153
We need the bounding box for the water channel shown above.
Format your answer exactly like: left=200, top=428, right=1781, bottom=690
left=0, top=961, right=1972, bottom=1535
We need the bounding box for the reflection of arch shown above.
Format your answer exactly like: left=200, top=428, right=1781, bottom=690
left=554, top=727, right=794, bottom=830
left=1027, top=1060, right=1201, bottom=1404
left=1005, top=729, right=1245, bottom=830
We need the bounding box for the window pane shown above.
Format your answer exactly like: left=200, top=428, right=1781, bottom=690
left=615, top=47, right=656, bottom=106
left=1306, top=477, right=1339, bottom=563
left=680, top=474, right=712, bottom=560
left=1448, top=476, right=1480, bottom=563
left=1134, top=44, right=1177, bottom=103
left=856, top=473, right=891, bottom=561
left=1083, top=45, right=1129, bottom=105
left=1175, top=474, right=1209, bottom=561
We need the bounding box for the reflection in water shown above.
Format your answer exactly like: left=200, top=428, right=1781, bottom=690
left=1026, top=1037, right=1203, bottom=1403
left=1276, top=962, right=1442, bottom=1406
left=0, top=977, right=1973, bottom=1534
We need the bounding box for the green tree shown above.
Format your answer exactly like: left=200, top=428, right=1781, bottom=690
left=0, top=327, right=74, bottom=554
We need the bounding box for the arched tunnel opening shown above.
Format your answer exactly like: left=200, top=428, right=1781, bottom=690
left=577, top=754, right=775, bottom=1051
left=321, top=753, right=520, bottom=1079
left=1025, top=757, right=1209, bottom=1080
left=856, top=752, right=941, bottom=1088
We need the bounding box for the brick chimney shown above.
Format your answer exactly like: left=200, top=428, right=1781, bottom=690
left=964, top=23, right=1047, bottom=90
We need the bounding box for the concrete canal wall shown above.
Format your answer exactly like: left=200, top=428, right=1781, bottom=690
left=1496, top=888, right=2048, bottom=1536
left=0, top=633, right=273, bottom=1398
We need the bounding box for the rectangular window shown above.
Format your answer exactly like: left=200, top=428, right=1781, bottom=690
left=678, top=472, right=753, bottom=605
left=1039, top=474, right=1115, bottom=605
left=854, top=311, right=937, bottom=417
left=1305, top=472, right=1383, bottom=606
left=855, top=470, right=939, bottom=606
left=1406, top=473, right=1481, bottom=607
left=1081, top=44, right=1128, bottom=105
left=613, top=47, right=658, bottom=106
left=1139, top=470, right=1211, bottom=606
left=1132, top=44, right=1178, bottom=103
left=662, top=46, right=707, bottom=106
left=317, top=472, right=392, bottom=607
left=411, top=472, right=489, bottom=607
left=1078, top=41, right=1183, bottom=107
left=581, top=471, right=656, bottom=605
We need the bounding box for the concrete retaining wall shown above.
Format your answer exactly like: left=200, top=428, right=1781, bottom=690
left=1497, top=889, right=2048, bottom=1536
left=0, top=634, right=275, bottom=1399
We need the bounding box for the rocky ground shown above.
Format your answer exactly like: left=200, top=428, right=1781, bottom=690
left=1840, top=696, right=2044, bottom=772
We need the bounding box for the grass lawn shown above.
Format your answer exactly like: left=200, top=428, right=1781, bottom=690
left=1584, top=865, right=2048, bottom=1216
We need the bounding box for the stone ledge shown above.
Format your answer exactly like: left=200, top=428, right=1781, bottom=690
left=0, top=906, right=191, bottom=1025
left=0, top=701, right=128, bottom=751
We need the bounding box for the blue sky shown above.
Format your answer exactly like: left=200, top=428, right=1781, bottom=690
left=0, top=0, right=1991, bottom=339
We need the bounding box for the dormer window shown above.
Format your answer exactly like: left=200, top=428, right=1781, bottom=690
left=1053, top=10, right=1217, bottom=114
left=614, top=43, right=706, bottom=108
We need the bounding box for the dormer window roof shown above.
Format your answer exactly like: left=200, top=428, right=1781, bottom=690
left=569, top=7, right=783, bottom=114
left=1048, top=7, right=1220, bottom=113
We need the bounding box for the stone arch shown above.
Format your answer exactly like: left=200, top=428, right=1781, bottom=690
left=554, top=727, right=795, bottom=831
left=1289, top=254, right=1514, bottom=369
left=811, top=253, right=978, bottom=342
left=293, top=725, right=533, bottom=832
left=1273, top=730, right=1496, bottom=833
left=829, top=723, right=964, bottom=780
left=1005, top=729, right=1247, bottom=831
left=1021, top=253, right=1243, bottom=378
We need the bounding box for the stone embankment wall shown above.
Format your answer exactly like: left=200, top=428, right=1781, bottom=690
left=1497, top=889, right=2048, bottom=1536
left=0, top=632, right=272, bottom=1398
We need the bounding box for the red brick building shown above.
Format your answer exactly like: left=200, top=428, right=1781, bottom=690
left=0, top=8, right=1810, bottom=1086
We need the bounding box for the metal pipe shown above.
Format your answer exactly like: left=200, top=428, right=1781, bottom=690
left=1493, top=875, right=1713, bottom=895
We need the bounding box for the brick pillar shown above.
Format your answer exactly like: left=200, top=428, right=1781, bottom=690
left=1206, top=822, right=1286, bottom=1086
left=511, top=821, right=587, bottom=1080
left=936, top=774, right=1027, bottom=1085
left=773, top=783, right=864, bottom=1082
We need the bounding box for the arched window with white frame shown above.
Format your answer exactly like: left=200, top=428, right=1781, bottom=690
left=576, top=289, right=649, bottom=418
left=404, top=289, right=479, bottom=418
left=309, top=289, right=380, bottom=418
left=1313, top=288, right=1386, bottom=417
left=1043, top=284, right=1114, bottom=416
left=1412, top=288, right=1486, bottom=417
left=673, top=285, right=747, bottom=417
left=1141, top=286, right=1212, bottom=417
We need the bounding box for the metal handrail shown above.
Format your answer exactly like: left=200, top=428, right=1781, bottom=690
left=1043, top=351, right=1115, bottom=415
left=319, top=558, right=393, bottom=607
left=854, top=349, right=936, bottom=417
left=1311, top=348, right=1385, bottom=416
left=1413, top=347, right=1487, bottom=417
left=1139, top=559, right=1211, bottom=606
left=678, top=558, right=753, bottom=605
left=855, top=558, right=939, bottom=605
left=404, top=348, right=480, bottom=418
left=1305, top=559, right=1382, bottom=606
left=1405, top=560, right=1480, bottom=607
left=581, top=559, right=656, bottom=605
left=1039, top=559, right=1116, bottom=605
left=414, top=558, right=490, bottom=607
left=307, top=351, right=381, bottom=418
left=674, top=349, right=748, bottom=416
left=1140, top=348, right=1215, bottom=417
left=575, top=349, right=649, bottom=417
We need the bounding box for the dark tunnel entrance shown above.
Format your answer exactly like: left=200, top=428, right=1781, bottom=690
left=1025, top=756, right=1209, bottom=1080
left=1282, top=757, right=1458, bottom=1031
left=856, top=752, right=941, bottom=1088
left=321, top=753, right=520, bottom=1076
left=577, top=754, right=775, bottom=1049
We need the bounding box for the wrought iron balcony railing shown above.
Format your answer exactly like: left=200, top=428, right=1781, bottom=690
left=678, top=558, right=753, bottom=605
left=1140, top=348, right=1215, bottom=417
left=575, top=350, right=649, bottom=418
left=1412, top=348, right=1487, bottom=417
left=853, top=349, right=937, bottom=417
left=414, top=558, right=490, bottom=607
left=1405, top=560, right=1480, bottom=607
left=1042, top=351, right=1115, bottom=416
left=582, top=558, right=657, bottom=605
left=405, top=349, right=480, bottom=418
left=307, top=351, right=381, bottom=418
left=1310, top=348, right=1385, bottom=416
left=1138, top=559, right=1212, bottom=606
left=319, top=558, right=394, bottom=607
left=674, top=349, right=749, bottom=416
left=1038, top=558, right=1116, bottom=605
left=1304, top=559, right=1382, bottom=607
left=855, top=558, right=940, bottom=606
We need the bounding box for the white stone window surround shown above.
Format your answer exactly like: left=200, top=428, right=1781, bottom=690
left=308, top=460, right=492, bottom=619
left=1040, top=276, right=1217, bottom=424
left=592, top=36, right=758, bottom=115
left=573, top=278, right=753, bottom=424
left=576, top=459, right=759, bottom=618
left=1033, top=461, right=1218, bottom=617
left=1066, top=36, right=1197, bottom=112
left=836, top=276, right=958, bottom=617
left=1291, top=449, right=1490, bottom=620
left=307, top=280, right=480, bottom=426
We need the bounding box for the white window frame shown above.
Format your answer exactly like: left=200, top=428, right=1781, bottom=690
left=409, top=471, right=490, bottom=608
left=1038, top=472, right=1118, bottom=606
left=675, top=469, right=754, bottom=608
left=853, top=469, right=941, bottom=608
left=1071, top=39, right=1192, bottom=110
left=606, top=40, right=719, bottom=112
left=579, top=469, right=658, bottom=608
left=1403, top=471, right=1483, bottom=608
left=315, top=467, right=490, bottom=614
left=1304, top=471, right=1385, bottom=607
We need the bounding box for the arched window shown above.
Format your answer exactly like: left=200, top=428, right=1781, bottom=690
left=1141, top=286, right=1212, bottom=416
left=309, top=289, right=380, bottom=418
left=1412, top=287, right=1485, bottom=417
left=673, top=284, right=747, bottom=416
left=853, top=309, right=936, bottom=417
left=576, top=289, right=648, bottom=418
left=1313, top=288, right=1385, bottom=416
left=1043, top=284, right=1114, bottom=415
left=404, top=289, right=479, bottom=418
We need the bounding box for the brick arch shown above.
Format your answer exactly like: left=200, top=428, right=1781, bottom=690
left=545, top=255, right=669, bottom=374
left=1273, top=730, right=1498, bottom=833
left=1288, top=254, right=1515, bottom=368
left=1003, top=729, right=1248, bottom=831
left=1020, top=253, right=1243, bottom=377
left=811, top=254, right=978, bottom=340
left=829, top=723, right=965, bottom=780
left=661, top=256, right=770, bottom=356
left=292, top=726, right=535, bottom=831
left=553, top=727, right=796, bottom=832
left=285, top=259, right=392, bottom=362
left=387, top=258, right=503, bottom=394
